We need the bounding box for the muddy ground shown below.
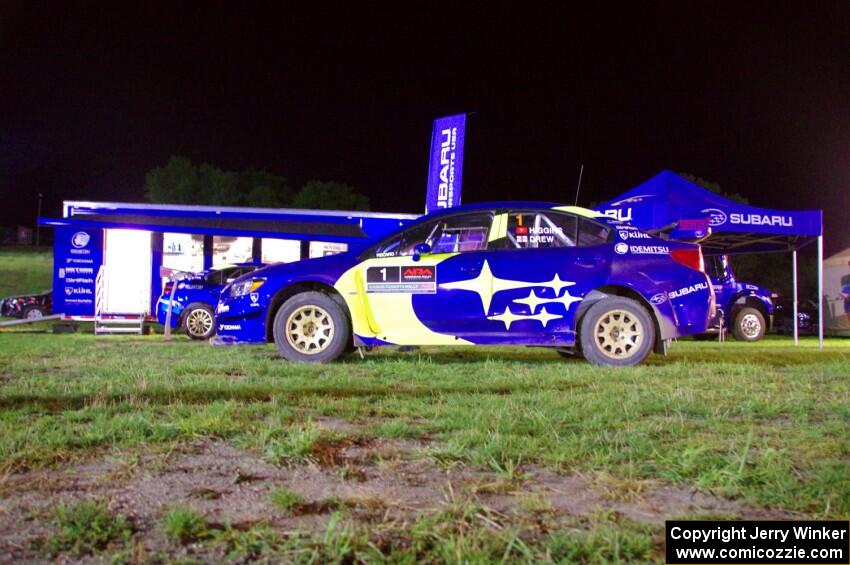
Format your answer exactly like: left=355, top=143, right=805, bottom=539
left=0, top=416, right=791, bottom=563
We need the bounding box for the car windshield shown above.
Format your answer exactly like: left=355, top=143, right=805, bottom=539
left=371, top=212, right=492, bottom=257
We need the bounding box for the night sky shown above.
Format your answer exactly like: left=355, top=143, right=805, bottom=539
left=2, top=3, right=848, bottom=252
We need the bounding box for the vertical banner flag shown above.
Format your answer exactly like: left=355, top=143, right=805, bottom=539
left=425, top=113, right=466, bottom=213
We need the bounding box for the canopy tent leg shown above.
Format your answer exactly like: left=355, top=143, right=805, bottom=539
left=792, top=250, right=798, bottom=345
left=818, top=235, right=824, bottom=349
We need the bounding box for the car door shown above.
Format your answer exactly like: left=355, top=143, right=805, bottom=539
left=481, top=209, right=612, bottom=345
left=357, top=211, right=495, bottom=345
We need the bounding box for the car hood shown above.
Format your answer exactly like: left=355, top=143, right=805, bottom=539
left=238, top=251, right=361, bottom=284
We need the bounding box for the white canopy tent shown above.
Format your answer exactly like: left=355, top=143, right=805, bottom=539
left=823, top=247, right=850, bottom=337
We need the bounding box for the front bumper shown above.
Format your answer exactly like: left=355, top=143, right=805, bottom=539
left=214, top=294, right=267, bottom=343
left=155, top=298, right=183, bottom=328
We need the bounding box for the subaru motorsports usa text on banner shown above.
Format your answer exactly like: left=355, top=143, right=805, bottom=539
left=424, top=113, right=466, bottom=213
left=211, top=203, right=715, bottom=367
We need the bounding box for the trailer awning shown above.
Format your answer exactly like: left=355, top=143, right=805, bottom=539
left=39, top=213, right=372, bottom=244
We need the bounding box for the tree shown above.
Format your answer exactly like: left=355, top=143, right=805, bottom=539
left=144, top=156, right=200, bottom=204
left=292, top=180, right=369, bottom=211
left=145, top=158, right=292, bottom=207
left=240, top=167, right=292, bottom=208
left=199, top=163, right=240, bottom=206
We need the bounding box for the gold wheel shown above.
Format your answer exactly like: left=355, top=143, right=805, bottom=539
left=285, top=305, right=335, bottom=355
left=594, top=308, right=644, bottom=360
left=185, top=308, right=213, bottom=337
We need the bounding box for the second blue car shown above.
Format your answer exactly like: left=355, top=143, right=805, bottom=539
left=157, top=262, right=266, bottom=339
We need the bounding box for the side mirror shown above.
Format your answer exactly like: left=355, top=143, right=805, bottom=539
left=412, top=242, right=431, bottom=262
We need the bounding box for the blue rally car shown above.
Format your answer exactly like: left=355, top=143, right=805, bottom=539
left=704, top=255, right=775, bottom=341
left=157, top=262, right=265, bottom=339
left=213, top=203, right=715, bottom=366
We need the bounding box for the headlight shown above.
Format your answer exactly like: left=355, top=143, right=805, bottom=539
left=229, top=278, right=265, bottom=297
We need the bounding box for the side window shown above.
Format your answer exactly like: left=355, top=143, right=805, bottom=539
left=577, top=218, right=612, bottom=246
left=372, top=212, right=493, bottom=257
left=429, top=212, right=492, bottom=253
left=225, top=267, right=247, bottom=282
left=705, top=256, right=727, bottom=280
left=207, top=267, right=236, bottom=285
left=495, top=210, right=577, bottom=249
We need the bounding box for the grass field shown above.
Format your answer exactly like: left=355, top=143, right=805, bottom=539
left=0, top=247, right=53, bottom=298
left=0, top=328, right=847, bottom=562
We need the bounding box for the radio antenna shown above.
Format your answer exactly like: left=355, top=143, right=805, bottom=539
left=573, top=164, right=584, bottom=205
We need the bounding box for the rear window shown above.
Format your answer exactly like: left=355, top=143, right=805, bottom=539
left=577, top=218, right=612, bottom=246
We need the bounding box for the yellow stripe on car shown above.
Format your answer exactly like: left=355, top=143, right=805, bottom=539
left=552, top=205, right=603, bottom=218
left=489, top=213, right=508, bottom=242
left=335, top=253, right=473, bottom=345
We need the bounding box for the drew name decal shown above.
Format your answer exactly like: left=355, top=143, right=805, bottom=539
left=515, top=225, right=563, bottom=244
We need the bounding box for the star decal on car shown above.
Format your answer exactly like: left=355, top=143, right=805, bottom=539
left=438, top=260, right=577, bottom=314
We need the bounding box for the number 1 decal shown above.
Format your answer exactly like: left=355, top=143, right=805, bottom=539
left=366, top=265, right=437, bottom=293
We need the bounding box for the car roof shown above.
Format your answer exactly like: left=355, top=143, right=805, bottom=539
left=207, top=262, right=263, bottom=272
left=420, top=202, right=605, bottom=221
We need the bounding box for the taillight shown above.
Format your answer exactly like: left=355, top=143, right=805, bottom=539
left=670, top=247, right=705, bottom=272
left=163, top=283, right=173, bottom=294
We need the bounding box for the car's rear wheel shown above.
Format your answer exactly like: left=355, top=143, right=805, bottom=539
left=731, top=306, right=765, bottom=342
left=21, top=305, right=47, bottom=320
left=183, top=303, right=216, bottom=340
left=273, top=291, right=350, bottom=363
left=579, top=297, right=655, bottom=366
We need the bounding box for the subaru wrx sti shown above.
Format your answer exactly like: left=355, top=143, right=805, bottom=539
left=156, top=262, right=265, bottom=339
left=214, top=203, right=715, bottom=366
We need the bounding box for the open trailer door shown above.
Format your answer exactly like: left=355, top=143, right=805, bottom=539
left=102, top=229, right=152, bottom=314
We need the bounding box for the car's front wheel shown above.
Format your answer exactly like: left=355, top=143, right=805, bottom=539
left=273, top=291, right=350, bottom=363
left=579, top=297, right=655, bottom=366
left=183, top=303, right=216, bottom=340
left=731, top=306, right=765, bottom=342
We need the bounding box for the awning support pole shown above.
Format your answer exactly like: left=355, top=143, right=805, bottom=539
left=792, top=250, right=798, bottom=345
left=818, top=235, right=824, bottom=349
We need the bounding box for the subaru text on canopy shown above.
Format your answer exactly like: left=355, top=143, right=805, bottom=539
left=213, top=203, right=715, bottom=366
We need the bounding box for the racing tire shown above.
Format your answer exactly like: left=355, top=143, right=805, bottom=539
left=273, top=291, right=350, bottom=363
left=182, top=303, right=216, bottom=340
left=21, top=305, right=47, bottom=320
left=731, top=306, right=765, bottom=342
left=579, top=297, right=655, bottom=367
